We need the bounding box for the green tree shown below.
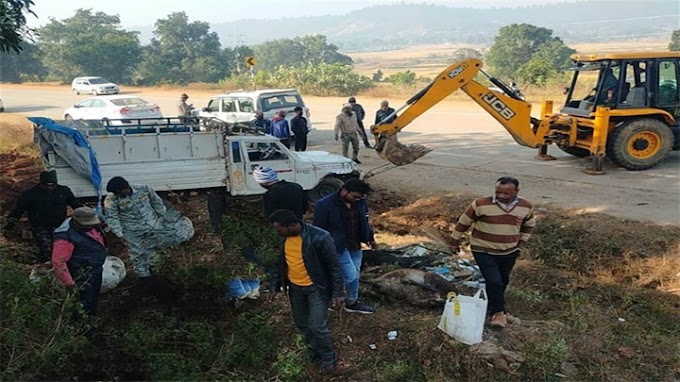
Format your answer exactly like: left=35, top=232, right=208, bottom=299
left=270, top=63, right=372, bottom=96
left=385, top=70, right=416, bottom=86
left=0, top=42, right=46, bottom=82
left=253, top=38, right=306, bottom=72
left=253, top=35, right=352, bottom=72
left=487, top=23, right=557, bottom=78
left=669, top=30, right=680, bottom=51
left=37, top=9, right=141, bottom=83
left=515, top=39, right=575, bottom=86
left=134, top=12, right=224, bottom=85
left=0, top=0, right=36, bottom=53
left=487, top=23, right=575, bottom=86
left=294, top=34, right=352, bottom=66
left=515, top=58, right=557, bottom=87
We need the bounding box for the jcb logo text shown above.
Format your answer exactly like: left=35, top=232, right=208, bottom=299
left=447, top=63, right=469, bottom=79
left=482, top=93, right=516, bottom=120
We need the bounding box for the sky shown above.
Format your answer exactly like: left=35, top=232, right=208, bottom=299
left=27, top=0, right=584, bottom=28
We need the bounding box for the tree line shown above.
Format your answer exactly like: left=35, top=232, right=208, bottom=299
left=1, top=6, right=678, bottom=95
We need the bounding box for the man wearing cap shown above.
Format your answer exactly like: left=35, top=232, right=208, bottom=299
left=4, top=170, right=83, bottom=262
left=253, top=166, right=308, bottom=219
left=348, top=97, right=371, bottom=148
left=177, top=93, right=194, bottom=122
left=334, top=104, right=361, bottom=164
left=290, top=106, right=309, bottom=152
left=271, top=110, right=292, bottom=148
left=52, top=207, right=107, bottom=317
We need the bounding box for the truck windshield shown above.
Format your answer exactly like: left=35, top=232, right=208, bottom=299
left=259, top=94, right=303, bottom=112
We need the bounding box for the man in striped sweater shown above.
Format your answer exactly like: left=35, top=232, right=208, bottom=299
left=450, top=177, right=536, bottom=328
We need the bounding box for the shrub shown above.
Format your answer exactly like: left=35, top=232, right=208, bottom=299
left=0, top=260, right=89, bottom=380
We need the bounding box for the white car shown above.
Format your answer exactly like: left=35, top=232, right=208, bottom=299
left=195, top=89, right=313, bottom=133
left=71, top=76, right=119, bottom=95
left=63, top=95, right=162, bottom=125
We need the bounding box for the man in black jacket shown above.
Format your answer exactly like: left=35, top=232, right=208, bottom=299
left=290, top=106, right=309, bottom=152
left=4, top=170, right=83, bottom=262
left=374, top=100, right=396, bottom=125
left=348, top=96, right=371, bottom=148
left=253, top=166, right=308, bottom=219
left=313, top=178, right=376, bottom=314
left=268, top=209, right=345, bottom=374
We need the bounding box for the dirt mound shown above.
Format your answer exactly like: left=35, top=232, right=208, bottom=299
left=0, top=152, right=42, bottom=205
left=371, top=192, right=472, bottom=235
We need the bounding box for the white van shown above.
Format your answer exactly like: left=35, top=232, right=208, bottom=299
left=195, top=89, right=312, bottom=131
left=71, top=76, right=119, bottom=96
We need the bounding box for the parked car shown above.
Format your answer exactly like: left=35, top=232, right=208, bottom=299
left=194, top=89, right=313, bottom=134
left=63, top=95, right=162, bottom=125
left=0, top=98, right=4, bottom=112
left=71, top=76, right=119, bottom=95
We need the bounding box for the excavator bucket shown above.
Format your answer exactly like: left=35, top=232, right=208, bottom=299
left=375, top=135, right=432, bottom=166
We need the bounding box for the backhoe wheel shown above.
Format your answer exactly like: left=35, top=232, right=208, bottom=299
left=558, top=146, right=590, bottom=158
left=606, top=119, right=673, bottom=170
left=307, top=177, right=345, bottom=205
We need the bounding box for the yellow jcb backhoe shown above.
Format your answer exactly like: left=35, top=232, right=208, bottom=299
left=370, top=52, right=680, bottom=173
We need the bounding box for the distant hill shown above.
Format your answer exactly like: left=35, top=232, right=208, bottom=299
left=134, top=1, right=679, bottom=50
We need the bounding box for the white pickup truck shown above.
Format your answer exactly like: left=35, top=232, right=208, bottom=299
left=33, top=118, right=359, bottom=204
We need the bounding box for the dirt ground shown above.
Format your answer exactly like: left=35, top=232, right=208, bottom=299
left=2, top=148, right=679, bottom=380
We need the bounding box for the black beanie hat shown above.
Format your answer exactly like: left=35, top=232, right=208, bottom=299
left=39, top=170, right=57, bottom=184
left=106, top=176, right=130, bottom=193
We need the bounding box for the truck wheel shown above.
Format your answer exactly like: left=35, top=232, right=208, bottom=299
left=606, top=118, right=673, bottom=170
left=64, top=114, right=73, bottom=121
left=73, top=88, right=80, bottom=95
left=558, top=146, right=590, bottom=157
left=307, top=177, right=344, bottom=204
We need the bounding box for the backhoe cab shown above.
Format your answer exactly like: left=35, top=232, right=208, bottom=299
left=371, top=52, right=680, bottom=173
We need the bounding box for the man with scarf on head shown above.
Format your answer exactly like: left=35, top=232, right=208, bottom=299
left=270, top=110, right=292, bottom=148
left=104, top=176, right=194, bottom=313
left=4, top=170, right=83, bottom=262
left=253, top=166, right=308, bottom=219
left=52, top=207, right=107, bottom=318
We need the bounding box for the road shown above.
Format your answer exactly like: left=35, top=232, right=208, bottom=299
left=1, top=84, right=678, bottom=224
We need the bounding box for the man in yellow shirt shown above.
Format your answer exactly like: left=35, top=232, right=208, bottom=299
left=268, top=209, right=345, bottom=374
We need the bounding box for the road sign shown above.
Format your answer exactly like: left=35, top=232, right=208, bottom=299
left=245, top=56, right=257, bottom=67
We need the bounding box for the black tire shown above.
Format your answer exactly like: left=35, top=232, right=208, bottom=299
left=64, top=114, right=73, bottom=121
left=606, top=118, right=673, bottom=170
left=73, top=88, right=80, bottom=95
left=307, top=177, right=344, bottom=204
left=558, top=146, right=590, bottom=158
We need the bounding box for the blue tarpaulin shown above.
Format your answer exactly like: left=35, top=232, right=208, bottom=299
left=29, top=117, right=102, bottom=197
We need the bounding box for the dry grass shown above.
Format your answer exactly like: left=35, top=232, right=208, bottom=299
left=0, top=114, right=37, bottom=156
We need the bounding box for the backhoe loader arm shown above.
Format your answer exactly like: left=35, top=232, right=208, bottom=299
left=371, top=59, right=550, bottom=166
